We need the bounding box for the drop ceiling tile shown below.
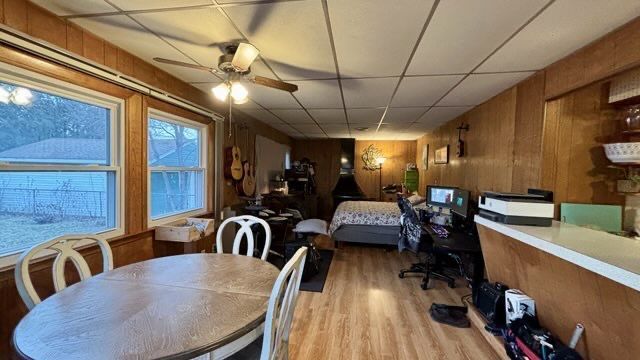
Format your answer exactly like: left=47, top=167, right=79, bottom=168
left=416, top=106, right=473, bottom=125
left=271, top=109, right=315, bottom=124
left=438, top=72, right=534, bottom=106
left=242, top=83, right=301, bottom=109
left=307, top=109, right=347, bottom=124
left=407, top=0, right=547, bottom=75
left=384, top=107, right=429, bottom=124
left=325, top=132, right=351, bottom=138
left=288, top=80, right=343, bottom=108
left=328, top=0, right=435, bottom=77
left=478, top=0, right=640, bottom=72
left=320, top=124, right=350, bottom=133
left=238, top=109, right=284, bottom=125
left=108, top=0, right=211, bottom=11
left=346, top=108, right=385, bottom=124
left=72, top=16, right=219, bottom=83
left=292, top=123, right=324, bottom=134
left=224, top=1, right=337, bottom=80
left=31, top=0, right=117, bottom=15
left=391, top=75, right=464, bottom=107
left=342, top=78, right=398, bottom=107
left=131, top=8, right=243, bottom=70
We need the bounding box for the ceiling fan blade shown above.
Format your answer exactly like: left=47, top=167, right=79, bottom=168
left=153, top=58, right=218, bottom=73
left=251, top=76, right=298, bottom=92
left=232, top=43, right=260, bottom=72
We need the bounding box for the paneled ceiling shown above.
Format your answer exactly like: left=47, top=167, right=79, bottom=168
left=33, top=0, right=640, bottom=139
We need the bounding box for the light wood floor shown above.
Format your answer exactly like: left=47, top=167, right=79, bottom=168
left=289, top=244, right=500, bottom=360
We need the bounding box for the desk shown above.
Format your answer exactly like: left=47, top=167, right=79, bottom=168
left=475, top=216, right=640, bottom=359
left=13, top=254, right=279, bottom=360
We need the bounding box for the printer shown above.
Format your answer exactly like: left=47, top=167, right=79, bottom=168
left=478, top=189, right=554, bottom=226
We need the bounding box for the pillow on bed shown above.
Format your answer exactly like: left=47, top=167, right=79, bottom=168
left=293, top=219, right=328, bottom=234
left=407, top=194, right=426, bottom=206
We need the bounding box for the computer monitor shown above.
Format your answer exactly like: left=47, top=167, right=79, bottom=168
left=426, top=185, right=456, bottom=208
left=450, top=189, right=470, bottom=218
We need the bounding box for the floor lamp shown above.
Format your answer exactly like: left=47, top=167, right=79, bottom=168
left=376, top=156, right=386, bottom=201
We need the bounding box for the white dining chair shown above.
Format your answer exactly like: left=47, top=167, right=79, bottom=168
left=216, top=215, right=272, bottom=261
left=15, top=234, right=113, bottom=310
left=194, top=246, right=307, bottom=360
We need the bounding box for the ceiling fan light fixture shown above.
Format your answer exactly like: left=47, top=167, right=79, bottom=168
left=0, top=87, right=10, bottom=104
left=230, top=82, right=248, bottom=102
left=212, top=82, right=230, bottom=102
left=233, top=96, right=249, bottom=105
left=232, top=43, right=260, bottom=72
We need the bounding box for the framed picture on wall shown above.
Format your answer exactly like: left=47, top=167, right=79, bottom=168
left=434, top=145, right=449, bottom=164
left=421, top=144, right=429, bottom=170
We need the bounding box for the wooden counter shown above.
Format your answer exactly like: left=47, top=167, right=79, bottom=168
left=475, top=217, right=640, bottom=360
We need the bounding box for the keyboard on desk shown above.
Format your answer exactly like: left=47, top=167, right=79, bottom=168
left=429, top=224, right=449, bottom=238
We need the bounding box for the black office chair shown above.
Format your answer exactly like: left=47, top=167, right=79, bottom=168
left=397, top=196, right=460, bottom=290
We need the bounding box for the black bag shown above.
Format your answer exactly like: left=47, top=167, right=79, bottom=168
left=284, top=240, right=321, bottom=281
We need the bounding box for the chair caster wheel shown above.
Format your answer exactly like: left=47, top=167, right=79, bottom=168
left=421, top=280, right=429, bottom=290
left=398, top=272, right=405, bottom=279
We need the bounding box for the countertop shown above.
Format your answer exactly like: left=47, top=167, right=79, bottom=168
left=474, top=215, right=640, bottom=292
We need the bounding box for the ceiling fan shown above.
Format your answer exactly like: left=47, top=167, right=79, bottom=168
left=154, top=42, right=298, bottom=104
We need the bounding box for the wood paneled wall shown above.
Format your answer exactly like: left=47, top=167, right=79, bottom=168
left=416, top=15, right=640, bottom=213
left=292, top=139, right=342, bottom=219
left=478, top=225, right=640, bottom=360
left=292, top=140, right=417, bottom=218
left=222, top=118, right=292, bottom=208
left=354, top=140, right=417, bottom=200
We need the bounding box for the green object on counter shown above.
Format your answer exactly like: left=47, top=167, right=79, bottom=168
left=560, top=203, right=622, bottom=232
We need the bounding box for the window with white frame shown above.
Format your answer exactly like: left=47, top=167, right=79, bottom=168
left=148, top=110, right=206, bottom=223
left=0, top=67, right=123, bottom=258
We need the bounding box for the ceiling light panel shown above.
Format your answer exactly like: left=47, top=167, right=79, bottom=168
left=342, top=77, right=398, bottom=107
left=131, top=8, right=243, bottom=70
left=391, top=75, right=464, bottom=107
left=224, top=1, right=337, bottom=80
left=438, top=72, right=533, bottom=106
left=72, top=15, right=219, bottom=83
left=407, top=0, right=547, bottom=75
left=327, top=0, right=436, bottom=77
left=31, top=0, right=116, bottom=16
left=107, top=0, right=211, bottom=11
left=307, top=109, right=347, bottom=124
left=416, top=106, right=473, bottom=125
left=478, top=0, right=640, bottom=72
left=384, top=107, right=429, bottom=123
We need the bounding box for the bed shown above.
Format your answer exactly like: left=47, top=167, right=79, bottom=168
left=329, top=201, right=401, bottom=246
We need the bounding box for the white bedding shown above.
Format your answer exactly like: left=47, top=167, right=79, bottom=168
left=329, top=201, right=401, bottom=235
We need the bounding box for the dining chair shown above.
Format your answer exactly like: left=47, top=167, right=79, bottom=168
left=201, top=246, right=307, bottom=360
left=15, top=234, right=113, bottom=310
left=216, top=215, right=272, bottom=261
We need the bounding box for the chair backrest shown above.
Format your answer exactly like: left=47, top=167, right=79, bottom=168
left=216, top=215, right=272, bottom=261
left=261, top=247, right=308, bottom=360
left=15, top=234, right=113, bottom=310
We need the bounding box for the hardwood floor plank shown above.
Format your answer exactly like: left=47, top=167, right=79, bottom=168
left=289, top=245, right=501, bottom=360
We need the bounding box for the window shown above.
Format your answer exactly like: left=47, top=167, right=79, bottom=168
left=148, top=110, right=206, bottom=223
left=0, top=67, right=123, bottom=258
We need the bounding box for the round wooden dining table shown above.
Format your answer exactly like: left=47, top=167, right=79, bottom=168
left=13, top=253, right=280, bottom=360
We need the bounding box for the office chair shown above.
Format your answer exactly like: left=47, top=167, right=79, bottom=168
left=397, top=197, right=458, bottom=290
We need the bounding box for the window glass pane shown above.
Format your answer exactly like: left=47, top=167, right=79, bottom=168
left=148, top=118, right=200, bottom=167
left=150, top=170, right=203, bottom=219
left=0, top=171, right=116, bottom=255
left=0, top=81, right=110, bottom=165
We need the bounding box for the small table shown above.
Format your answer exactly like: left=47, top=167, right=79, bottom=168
left=13, top=254, right=280, bottom=360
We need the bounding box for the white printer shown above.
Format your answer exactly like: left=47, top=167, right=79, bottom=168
left=478, top=189, right=554, bottom=226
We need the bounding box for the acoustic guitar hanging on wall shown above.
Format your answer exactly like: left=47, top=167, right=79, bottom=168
left=224, top=123, right=243, bottom=181
left=242, top=128, right=256, bottom=197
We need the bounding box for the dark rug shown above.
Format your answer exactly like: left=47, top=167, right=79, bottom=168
left=300, top=249, right=334, bottom=293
